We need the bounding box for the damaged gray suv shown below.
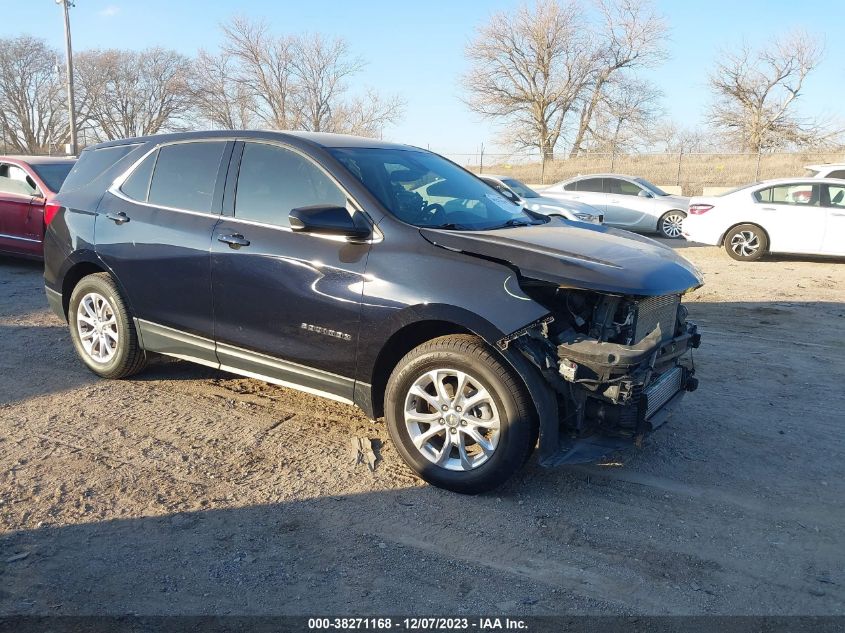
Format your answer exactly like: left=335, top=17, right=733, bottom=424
left=45, top=131, right=702, bottom=494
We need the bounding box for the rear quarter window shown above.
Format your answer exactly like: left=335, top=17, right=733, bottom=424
left=61, top=144, right=140, bottom=192
left=147, top=142, right=227, bottom=213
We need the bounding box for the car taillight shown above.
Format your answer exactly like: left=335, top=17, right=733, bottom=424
left=44, top=203, right=62, bottom=225
left=688, top=204, right=713, bottom=215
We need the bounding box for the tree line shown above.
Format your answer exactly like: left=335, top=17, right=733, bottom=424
left=464, top=0, right=842, bottom=159
left=0, top=16, right=403, bottom=154
left=0, top=2, right=840, bottom=157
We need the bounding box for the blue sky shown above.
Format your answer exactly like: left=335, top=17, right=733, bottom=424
left=3, top=0, right=843, bottom=155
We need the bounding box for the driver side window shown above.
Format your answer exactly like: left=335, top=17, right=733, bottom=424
left=235, top=143, right=347, bottom=228
left=0, top=164, right=38, bottom=197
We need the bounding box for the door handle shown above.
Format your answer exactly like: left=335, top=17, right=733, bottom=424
left=105, top=211, right=130, bottom=224
left=831, top=212, right=845, bottom=217
left=218, top=233, right=250, bottom=249
left=762, top=207, right=776, bottom=211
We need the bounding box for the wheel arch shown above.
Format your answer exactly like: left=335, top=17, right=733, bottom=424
left=359, top=303, right=549, bottom=421
left=363, top=319, right=474, bottom=419
left=58, top=255, right=134, bottom=320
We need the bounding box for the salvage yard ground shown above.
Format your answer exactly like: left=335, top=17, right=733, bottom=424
left=0, top=242, right=843, bottom=615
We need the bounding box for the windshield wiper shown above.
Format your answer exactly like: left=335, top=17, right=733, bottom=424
left=428, top=222, right=469, bottom=230
left=490, top=218, right=535, bottom=229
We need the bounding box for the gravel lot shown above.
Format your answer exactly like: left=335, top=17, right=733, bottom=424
left=0, top=241, right=843, bottom=616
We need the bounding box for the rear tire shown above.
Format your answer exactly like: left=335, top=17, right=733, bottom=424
left=384, top=335, right=537, bottom=494
left=658, top=210, right=686, bottom=239
left=68, top=273, right=147, bottom=379
left=723, top=224, right=767, bottom=261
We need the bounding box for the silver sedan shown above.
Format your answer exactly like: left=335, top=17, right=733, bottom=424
left=479, top=174, right=603, bottom=224
left=542, top=174, right=689, bottom=238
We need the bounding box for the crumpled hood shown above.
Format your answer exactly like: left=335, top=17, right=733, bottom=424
left=419, top=219, right=703, bottom=296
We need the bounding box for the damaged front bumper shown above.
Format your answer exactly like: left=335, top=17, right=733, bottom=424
left=503, top=318, right=701, bottom=467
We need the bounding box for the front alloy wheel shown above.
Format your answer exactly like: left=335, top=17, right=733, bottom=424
left=385, top=335, right=537, bottom=494
left=659, top=211, right=686, bottom=239
left=404, top=368, right=501, bottom=471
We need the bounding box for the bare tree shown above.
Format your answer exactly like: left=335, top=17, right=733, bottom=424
left=220, top=17, right=403, bottom=137
left=708, top=31, right=833, bottom=151
left=290, top=34, right=364, bottom=132
left=463, top=0, right=592, bottom=161
left=329, top=89, right=406, bottom=138
left=569, top=0, right=668, bottom=156
left=189, top=49, right=256, bottom=129
left=221, top=16, right=298, bottom=129
left=649, top=121, right=723, bottom=154
left=582, top=76, right=662, bottom=152
left=0, top=36, right=67, bottom=153
left=76, top=48, right=191, bottom=140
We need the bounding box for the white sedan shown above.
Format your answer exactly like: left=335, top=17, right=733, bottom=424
left=683, top=178, right=845, bottom=261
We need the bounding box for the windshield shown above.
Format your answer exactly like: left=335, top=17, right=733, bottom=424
left=634, top=177, right=669, bottom=197
left=501, top=178, right=539, bottom=199
left=31, top=162, right=74, bottom=193
left=330, top=148, right=544, bottom=230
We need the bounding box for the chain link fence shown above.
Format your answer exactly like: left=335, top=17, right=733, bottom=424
left=441, top=150, right=845, bottom=196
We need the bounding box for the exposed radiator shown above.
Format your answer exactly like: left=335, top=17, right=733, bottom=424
left=645, top=366, right=684, bottom=419
left=634, top=294, right=680, bottom=343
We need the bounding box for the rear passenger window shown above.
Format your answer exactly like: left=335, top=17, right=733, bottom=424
left=607, top=179, right=642, bottom=196
left=235, top=142, right=346, bottom=227
left=148, top=142, right=226, bottom=213
left=120, top=151, right=157, bottom=202
left=754, top=184, right=819, bottom=206
left=828, top=170, right=845, bottom=179
left=577, top=178, right=604, bottom=193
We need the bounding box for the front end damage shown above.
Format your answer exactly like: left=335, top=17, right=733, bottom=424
left=499, top=283, right=701, bottom=466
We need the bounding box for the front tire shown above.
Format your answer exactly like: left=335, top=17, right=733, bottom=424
left=659, top=210, right=686, bottom=239
left=723, top=224, right=768, bottom=261
left=384, top=335, right=537, bottom=494
left=68, top=273, right=147, bottom=378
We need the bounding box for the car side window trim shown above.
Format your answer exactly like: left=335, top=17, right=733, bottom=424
left=221, top=139, right=381, bottom=243
left=108, top=138, right=235, bottom=218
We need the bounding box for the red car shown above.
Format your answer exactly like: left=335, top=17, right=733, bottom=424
left=0, top=155, right=76, bottom=259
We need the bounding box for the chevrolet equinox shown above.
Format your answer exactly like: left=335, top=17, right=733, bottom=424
left=44, top=131, right=702, bottom=493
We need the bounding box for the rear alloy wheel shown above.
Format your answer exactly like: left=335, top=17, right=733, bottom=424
left=724, top=223, right=768, bottom=261
left=68, top=273, right=147, bottom=378
left=385, top=335, right=537, bottom=494
left=659, top=210, right=686, bottom=239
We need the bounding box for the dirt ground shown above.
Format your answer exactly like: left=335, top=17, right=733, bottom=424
left=0, top=241, right=843, bottom=616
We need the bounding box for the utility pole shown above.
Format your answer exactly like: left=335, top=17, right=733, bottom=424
left=57, top=0, right=78, bottom=156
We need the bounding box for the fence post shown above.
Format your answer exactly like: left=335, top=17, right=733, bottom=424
left=676, top=151, right=683, bottom=186
left=478, top=143, right=484, bottom=175
left=610, top=151, right=616, bottom=172
left=754, top=151, right=762, bottom=181
left=541, top=154, right=546, bottom=185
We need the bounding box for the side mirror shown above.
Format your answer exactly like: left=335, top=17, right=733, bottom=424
left=638, top=189, right=654, bottom=198
left=289, top=205, right=371, bottom=240
left=30, top=196, right=46, bottom=207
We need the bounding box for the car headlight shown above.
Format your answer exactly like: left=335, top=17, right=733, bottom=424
left=574, top=213, right=599, bottom=223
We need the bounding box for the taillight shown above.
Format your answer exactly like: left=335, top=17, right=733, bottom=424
left=44, top=202, right=62, bottom=225
left=688, top=204, right=713, bottom=215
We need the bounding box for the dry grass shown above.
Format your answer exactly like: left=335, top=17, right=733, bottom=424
left=465, top=151, right=845, bottom=195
